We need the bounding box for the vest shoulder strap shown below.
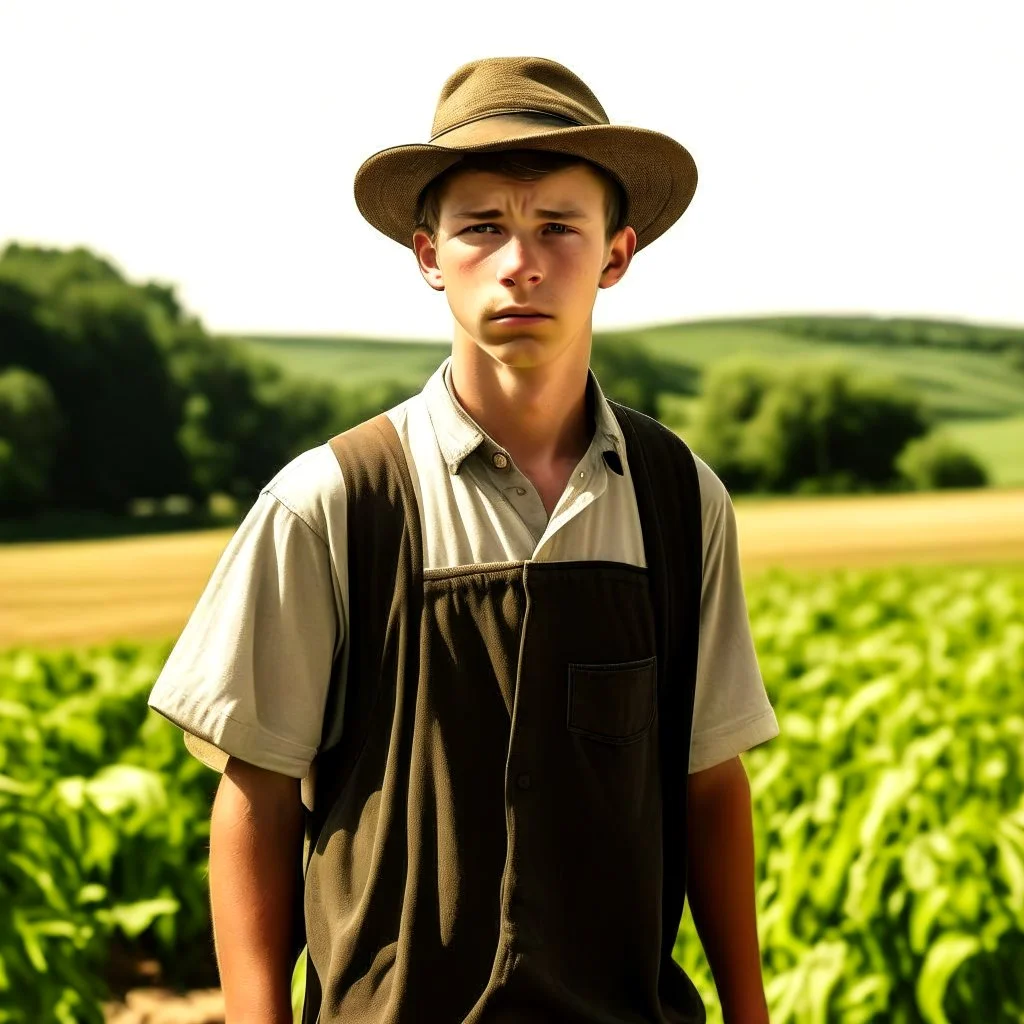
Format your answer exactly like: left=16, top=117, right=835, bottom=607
left=292, top=413, right=421, bottom=991
left=317, top=412, right=422, bottom=826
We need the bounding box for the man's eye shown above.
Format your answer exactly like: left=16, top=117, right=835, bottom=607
left=464, top=223, right=572, bottom=234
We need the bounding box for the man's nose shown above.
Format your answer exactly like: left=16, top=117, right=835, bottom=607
left=496, top=234, right=543, bottom=286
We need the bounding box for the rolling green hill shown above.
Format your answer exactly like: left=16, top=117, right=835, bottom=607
left=239, top=335, right=450, bottom=390
left=634, top=319, right=1024, bottom=420
left=232, top=315, right=1024, bottom=485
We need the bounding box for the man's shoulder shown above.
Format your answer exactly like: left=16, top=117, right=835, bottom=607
left=261, top=443, right=347, bottom=545
left=689, top=450, right=730, bottom=530
left=612, top=403, right=727, bottom=502
left=611, top=401, right=699, bottom=468
left=613, top=403, right=731, bottom=542
left=259, top=394, right=423, bottom=541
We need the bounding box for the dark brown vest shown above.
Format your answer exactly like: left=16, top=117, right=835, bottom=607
left=296, top=403, right=705, bottom=1023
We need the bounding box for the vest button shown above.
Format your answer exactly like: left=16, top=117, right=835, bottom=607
left=517, top=773, right=531, bottom=790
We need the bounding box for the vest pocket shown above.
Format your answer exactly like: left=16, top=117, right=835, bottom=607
left=567, top=655, right=657, bottom=745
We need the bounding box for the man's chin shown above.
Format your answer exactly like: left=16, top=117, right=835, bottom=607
left=453, top=319, right=578, bottom=370
left=478, top=334, right=556, bottom=369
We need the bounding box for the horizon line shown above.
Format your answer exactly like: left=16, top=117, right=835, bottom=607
left=219, top=309, right=1024, bottom=343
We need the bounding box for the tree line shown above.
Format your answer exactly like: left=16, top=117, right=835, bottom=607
left=0, top=244, right=412, bottom=517
left=0, top=243, right=989, bottom=524
left=683, top=356, right=987, bottom=494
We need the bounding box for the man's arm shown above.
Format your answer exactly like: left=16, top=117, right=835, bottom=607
left=686, top=755, right=770, bottom=1024
left=209, top=756, right=305, bottom=1024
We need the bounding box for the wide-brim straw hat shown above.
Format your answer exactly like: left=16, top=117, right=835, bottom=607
left=353, top=56, right=698, bottom=254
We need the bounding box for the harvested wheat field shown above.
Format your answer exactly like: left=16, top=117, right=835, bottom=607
left=2, top=487, right=1023, bottom=651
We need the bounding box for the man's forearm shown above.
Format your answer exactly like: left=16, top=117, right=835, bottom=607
left=686, top=756, right=770, bottom=1023
left=209, top=757, right=305, bottom=1024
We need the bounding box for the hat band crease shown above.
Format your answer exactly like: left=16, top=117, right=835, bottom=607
left=429, top=108, right=585, bottom=144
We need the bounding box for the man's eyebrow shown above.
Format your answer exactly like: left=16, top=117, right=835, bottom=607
left=451, top=207, right=590, bottom=220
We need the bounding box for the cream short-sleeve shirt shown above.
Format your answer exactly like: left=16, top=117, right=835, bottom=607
left=148, top=358, right=779, bottom=789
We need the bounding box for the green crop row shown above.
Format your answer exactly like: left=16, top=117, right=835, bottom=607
left=676, top=565, right=1024, bottom=1023
left=2, top=565, right=1023, bottom=1022
left=0, top=642, right=218, bottom=1023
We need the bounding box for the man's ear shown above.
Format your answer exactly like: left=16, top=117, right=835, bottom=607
left=599, top=225, right=638, bottom=289
left=412, top=229, right=445, bottom=292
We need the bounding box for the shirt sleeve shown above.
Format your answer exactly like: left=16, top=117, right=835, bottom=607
left=687, top=457, right=779, bottom=774
left=147, top=487, right=342, bottom=779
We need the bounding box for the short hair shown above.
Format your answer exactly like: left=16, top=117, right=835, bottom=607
left=413, top=149, right=629, bottom=246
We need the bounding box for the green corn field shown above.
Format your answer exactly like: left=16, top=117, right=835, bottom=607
left=2, top=564, right=1023, bottom=1023
left=676, top=565, right=1024, bottom=1023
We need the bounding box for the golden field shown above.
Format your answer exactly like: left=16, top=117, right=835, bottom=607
left=2, top=487, right=1023, bottom=650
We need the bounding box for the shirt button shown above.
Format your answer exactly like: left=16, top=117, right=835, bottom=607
left=492, top=452, right=509, bottom=470
left=517, top=773, right=532, bottom=790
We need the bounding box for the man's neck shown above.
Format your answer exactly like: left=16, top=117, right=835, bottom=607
left=449, top=340, right=593, bottom=478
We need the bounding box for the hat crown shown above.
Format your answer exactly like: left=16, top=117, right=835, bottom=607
left=430, top=57, right=610, bottom=141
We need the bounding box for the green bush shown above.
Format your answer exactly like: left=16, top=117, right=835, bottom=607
left=688, top=357, right=932, bottom=494
left=681, top=355, right=776, bottom=491
left=0, top=367, right=63, bottom=512
left=590, top=333, right=700, bottom=418
left=0, top=248, right=197, bottom=512
left=897, top=433, right=989, bottom=490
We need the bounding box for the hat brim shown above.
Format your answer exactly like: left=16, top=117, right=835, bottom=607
left=353, top=121, right=698, bottom=253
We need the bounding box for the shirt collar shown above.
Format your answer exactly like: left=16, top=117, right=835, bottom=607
left=423, top=356, right=625, bottom=477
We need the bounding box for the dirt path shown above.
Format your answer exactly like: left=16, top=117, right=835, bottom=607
left=103, top=989, right=224, bottom=1024
left=3, top=487, right=1023, bottom=650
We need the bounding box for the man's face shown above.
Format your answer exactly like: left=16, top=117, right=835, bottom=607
left=413, top=163, right=636, bottom=370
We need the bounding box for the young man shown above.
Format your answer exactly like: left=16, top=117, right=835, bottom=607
left=148, top=56, right=779, bottom=1024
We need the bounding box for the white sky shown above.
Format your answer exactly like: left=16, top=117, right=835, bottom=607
left=1, top=0, right=1021, bottom=341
